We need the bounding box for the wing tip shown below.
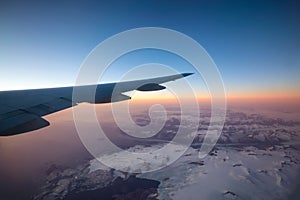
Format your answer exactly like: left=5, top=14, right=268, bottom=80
left=181, top=72, right=194, bottom=77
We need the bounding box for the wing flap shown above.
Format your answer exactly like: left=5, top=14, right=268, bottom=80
left=25, top=97, right=74, bottom=116
left=0, top=97, right=75, bottom=136
left=0, top=110, right=49, bottom=136
left=136, top=83, right=166, bottom=91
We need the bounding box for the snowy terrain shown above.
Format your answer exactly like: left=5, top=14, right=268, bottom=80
left=33, top=108, right=300, bottom=200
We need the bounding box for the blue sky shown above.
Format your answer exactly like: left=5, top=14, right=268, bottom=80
left=0, top=0, right=299, bottom=97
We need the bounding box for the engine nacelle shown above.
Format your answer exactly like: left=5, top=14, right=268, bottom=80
left=136, top=83, right=166, bottom=91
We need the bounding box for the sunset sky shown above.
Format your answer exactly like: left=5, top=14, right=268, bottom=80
left=0, top=0, right=299, bottom=99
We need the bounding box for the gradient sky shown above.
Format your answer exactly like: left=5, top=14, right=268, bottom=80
left=0, top=0, right=299, bottom=98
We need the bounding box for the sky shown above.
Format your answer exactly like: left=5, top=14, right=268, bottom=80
left=0, top=0, right=299, bottom=99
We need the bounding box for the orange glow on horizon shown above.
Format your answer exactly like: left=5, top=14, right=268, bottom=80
left=130, top=93, right=300, bottom=104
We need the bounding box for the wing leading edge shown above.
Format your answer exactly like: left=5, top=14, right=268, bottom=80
left=0, top=73, right=193, bottom=136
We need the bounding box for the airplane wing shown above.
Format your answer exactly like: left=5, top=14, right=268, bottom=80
left=0, top=73, right=193, bottom=136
